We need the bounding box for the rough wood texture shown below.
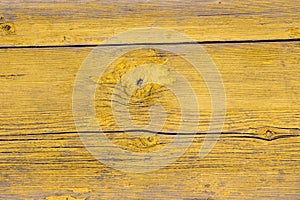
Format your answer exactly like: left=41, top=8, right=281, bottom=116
left=0, top=0, right=299, bottom=46
left=1, top=43, right=300, bottom=199
left=1, top=43, right=299, bottom=134
left=0, top=0, right=300, bottom=199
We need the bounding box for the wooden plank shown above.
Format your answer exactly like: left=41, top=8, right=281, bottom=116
left=0, top=135, right=299, bottom=199
left=0, top=43, right=299, bottom=134
left=0, top=42, right=299, bottom=198
left=0, top=0, right=299, bottom=47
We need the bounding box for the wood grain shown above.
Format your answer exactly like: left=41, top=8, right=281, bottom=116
left=1, top=0, right=300, bottom=199
left=0, top=42, right=299, bottom=199
left=0, top=0, right=299, bottom=46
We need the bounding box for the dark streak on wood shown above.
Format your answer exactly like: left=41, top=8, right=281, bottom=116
left=0, top=126, right=299, bottom=142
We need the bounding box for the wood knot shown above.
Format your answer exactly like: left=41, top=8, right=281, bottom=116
left=0, top=22, right=15, bottom=34
left=120, top=63, right=176, bottom=98
left=110, top=134, right=163, bottom=153
left=265, top=129, right=274, bottom=139
left=137, top=135, right=160, bottom=148
left=255, top=127, right=278, bottom=141
left=250, top=126, right=299, bottom=141
left=1, top=16, right=15, bottom=34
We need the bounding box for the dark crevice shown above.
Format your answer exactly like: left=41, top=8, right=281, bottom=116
left=0, top=38, right=299, bottom=49
left=226, top=134, right=300, bottom=141
left=0, top=129, right=299, bottom=142
left=0, top=74, right=25, bottom=78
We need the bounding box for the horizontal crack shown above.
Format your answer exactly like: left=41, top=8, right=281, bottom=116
left=0, top=128, right=299, bottom=142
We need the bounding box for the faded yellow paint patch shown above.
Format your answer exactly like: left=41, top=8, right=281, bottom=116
left=46, top=195, right=86, bottom=200
left=119, top=63, right=176, bottom=97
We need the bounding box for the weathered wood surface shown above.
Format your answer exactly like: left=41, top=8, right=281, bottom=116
left=1, top=43, right=300, bottom=199
left=0, top=0, right=299, bottom=46
left=0, top=0, right=300, bottom=199
left=0, top=43, right=300, bottom=135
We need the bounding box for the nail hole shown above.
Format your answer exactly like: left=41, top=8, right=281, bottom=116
left=136, top=78, right=143, bottom=87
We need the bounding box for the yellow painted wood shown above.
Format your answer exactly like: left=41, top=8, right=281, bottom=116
left=0, top=43, right=299, bottom=134
left=0, top=0, right=299, bottom=46
left=1, top=0, right=300, bottom=199
left=0, top=42, right=299, bottom=199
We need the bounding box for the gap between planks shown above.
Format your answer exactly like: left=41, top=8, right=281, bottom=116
left=0, top=38, right=300, bottom=49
